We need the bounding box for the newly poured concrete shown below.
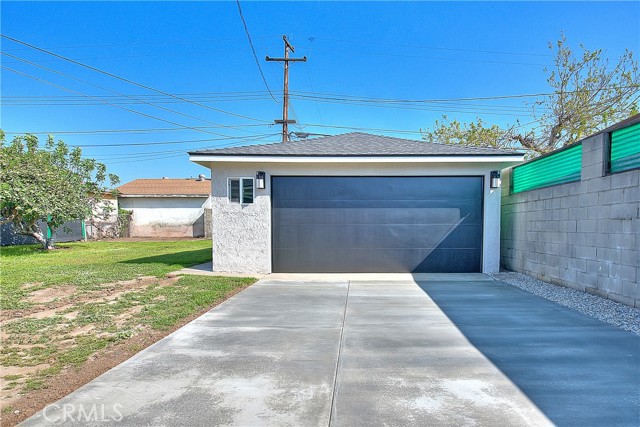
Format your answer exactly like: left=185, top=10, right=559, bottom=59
left=23, top=276, right=640, bottom=426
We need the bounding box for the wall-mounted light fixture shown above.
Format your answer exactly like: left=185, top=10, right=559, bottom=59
left=256, top=171, right=266, bottom=189
left=490, top=170, right=501, bottom=189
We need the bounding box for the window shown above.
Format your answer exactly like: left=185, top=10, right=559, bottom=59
left=228, top=178, right=254, bottom=204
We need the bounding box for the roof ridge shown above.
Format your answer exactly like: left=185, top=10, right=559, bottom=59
left=188, top=131, right=522, bottom=156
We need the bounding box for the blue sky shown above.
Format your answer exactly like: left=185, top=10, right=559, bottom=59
left=2, top=1, right=638, bottom=184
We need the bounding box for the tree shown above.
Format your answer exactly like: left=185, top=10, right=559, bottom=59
left=0, top=131, right=119, bottom=249
left=421, top=35, right=640, bottom=156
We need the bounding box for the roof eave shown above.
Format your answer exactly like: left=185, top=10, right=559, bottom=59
left=189, top=154, right=524, bottom=165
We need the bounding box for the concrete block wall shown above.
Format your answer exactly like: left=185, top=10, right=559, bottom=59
left=501, top=132, right=640, bottom=308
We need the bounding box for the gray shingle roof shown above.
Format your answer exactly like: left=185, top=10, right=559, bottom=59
left=189, top=132, right=520, bottom=157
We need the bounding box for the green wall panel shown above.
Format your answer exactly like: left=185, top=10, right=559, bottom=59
left=512, top=144, right=582, bottom=193
left=611, top=122, right=640, bottom=173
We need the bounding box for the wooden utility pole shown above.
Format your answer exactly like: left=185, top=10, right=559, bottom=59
left=266, top=36, right=306, bottom=143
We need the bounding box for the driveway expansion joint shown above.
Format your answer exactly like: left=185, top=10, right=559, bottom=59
left=328, top=279, right=350, bottom=426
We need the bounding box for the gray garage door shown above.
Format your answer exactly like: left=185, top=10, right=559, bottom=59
left=272, top=176, right=483, bottom=273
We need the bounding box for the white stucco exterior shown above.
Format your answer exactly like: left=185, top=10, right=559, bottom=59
left=118, top=196, right=211, bottom=238
left=202, top=160, right=514, bottom=274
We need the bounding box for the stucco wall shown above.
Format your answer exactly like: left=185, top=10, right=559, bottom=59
left=208, top=161, right=507, bottom=274
left=501, top=133, right=640, bottom=308
left=119, top=196, right=210, bottom=238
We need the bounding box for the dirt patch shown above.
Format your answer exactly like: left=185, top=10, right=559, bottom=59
left=2, top=276, right=179, bottom=322
left=1, top=364, right=50, bottom=379
left=67, top=324, right=96, bottom=337
left=0, top=283, right=250, bottom=427
left=26, top=286, right=77, bottom=304
left=97, top=275, right=177, bottom=296
left=22, top=304, right=77, bottom=320
left=114, top=306, right=143, bottom=327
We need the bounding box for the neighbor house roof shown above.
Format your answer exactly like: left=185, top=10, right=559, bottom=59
left=189, top=132, right=520, bottom=157
left=116, top=178, right=211, bottom=197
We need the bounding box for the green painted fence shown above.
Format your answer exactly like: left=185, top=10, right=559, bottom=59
left=512, top=143, right=582, bottom=193
left=610, top=122, right=640, bottom=173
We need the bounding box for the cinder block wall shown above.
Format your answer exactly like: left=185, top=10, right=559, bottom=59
left=501, top=133, right=640, bottom=308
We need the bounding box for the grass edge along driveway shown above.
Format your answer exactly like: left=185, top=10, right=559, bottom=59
left=0, top=240, right=256, bottom=424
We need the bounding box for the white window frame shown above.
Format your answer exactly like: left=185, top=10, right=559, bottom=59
left=227, top=177, right=254, bottom=204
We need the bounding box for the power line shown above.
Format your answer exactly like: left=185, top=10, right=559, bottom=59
left=88, top=134, right=279, bottom=158
left=303, top=60, right=325, bottom=125
left=0, top=49, right=272, bottom=63
left=290, top=87, right=640, bottom=103
left=2, top=90, right=272, bottom=99
left=2, top=35, right=546, bottom=59
left=103, top=136, right=280, bottom=164
left=2, top=35, right=280, bottom=51
left=1, top=51, right=261, bottom=135
left=8, top=86, right=624, bottom=106
left=1, top=34, right=272, bottom=123
left=70, top=133, right=280, bottom=147
left=292, top=96, right=534, bottom=117
left=1, top=65, right=268, bottom=138
left=2, top=124, right=270, bottom=136
left=4, top=122, right=540, bottom=140
left=302, top=36, right=552, bottom=58
left=296, top=46, right=551, bottom=67
left=235, top=0, right=279, bottom=103
left=1, top=93, right=542, bottom=115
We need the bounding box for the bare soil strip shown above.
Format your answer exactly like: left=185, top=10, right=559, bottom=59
left=1, top=284, right=249, bottom=427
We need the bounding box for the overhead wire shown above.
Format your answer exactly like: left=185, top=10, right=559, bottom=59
left=235, top=0, right=279, bottom=103
left=1, top=34, right=272, bottom=123
left=1, top=65, right=265, bottom=138
left=70, top=133, right=280, bottom=147
left=2, top=124, right=270, bottom=136
left=1, top=51, right=265, bottom=135
left=9, top=86, right=620, bottom=108
left=88, top=134, right=278, bottom=159
left=303, top=60, right=325, bottom=125
left=291, top=46, right=552, bottom=67
left=104, top=135, right=281, bottom=164
left=300, top=36, right=553, bottom=58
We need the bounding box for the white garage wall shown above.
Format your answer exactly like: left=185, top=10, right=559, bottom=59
left=207, top=161, right=507, bottom=274
left=119, top=196, right=210, bottom=238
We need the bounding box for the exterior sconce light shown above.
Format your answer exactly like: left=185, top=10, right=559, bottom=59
left=256, top=171, right=266, bottom=189
left=490, top=170, right=501, bottom=189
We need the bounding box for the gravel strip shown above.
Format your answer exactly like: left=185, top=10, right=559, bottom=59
left=489, top=271, right=640, bottom=336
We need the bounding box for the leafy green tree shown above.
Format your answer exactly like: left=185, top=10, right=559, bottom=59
left=422, top=35, right=640, bottom=156
left=0, top=131, right=119, bottom=249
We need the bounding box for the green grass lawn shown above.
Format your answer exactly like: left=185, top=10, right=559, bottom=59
left=1, top=240, right=213, bottom=310
left=0, top=240, right=256, bottom=407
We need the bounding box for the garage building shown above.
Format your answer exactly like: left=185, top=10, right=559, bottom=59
left=190, top=133, right=523, bottom=274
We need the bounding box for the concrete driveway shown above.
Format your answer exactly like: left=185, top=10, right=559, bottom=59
left=23, top=275, right=640, bottom=426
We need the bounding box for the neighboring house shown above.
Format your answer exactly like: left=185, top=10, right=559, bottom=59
left=116, top=177, right=212, bottom=238
left=189, top=132, right=523, bottom=274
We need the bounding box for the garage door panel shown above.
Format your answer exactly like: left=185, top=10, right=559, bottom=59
left=274, top=224, right=476, bottom=250
left=412, top=249, right=481, bottom=273
left=275, top=208, right=476, bottom=225
left=272, top=176, right=483, bottom=273
left=272, top=177, right=482, bottom=208
left=275, top=248, right=440, bottom=273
